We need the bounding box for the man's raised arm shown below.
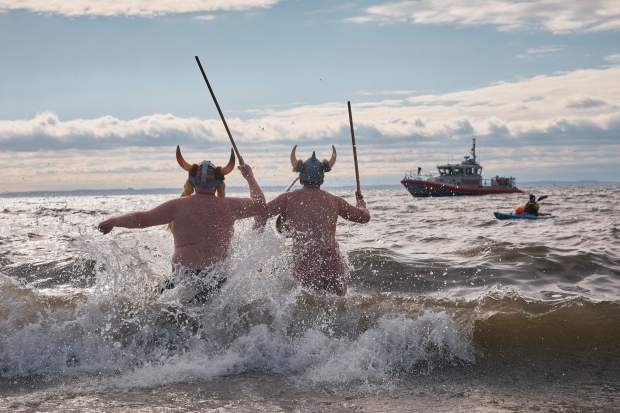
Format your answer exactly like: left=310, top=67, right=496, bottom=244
left=338, top=192, right=370, bottom=223
left=234, top=164, right=266, bottom=219
left=98, top=199, right=178, bottom=234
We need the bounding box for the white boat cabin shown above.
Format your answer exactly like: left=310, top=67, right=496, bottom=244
left=419, top=139, right=516, bottom=189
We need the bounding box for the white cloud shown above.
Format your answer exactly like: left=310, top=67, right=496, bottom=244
left=348, top=0, right=620, bottom=34
left=516, top=45, right=564, bottom=59
left=525, top=46, right=564, bottom=56
left=194, top=14, right=216, bottom=22
left=0, top=0, right=280, bottom=17
left=2, top=66, right=620, bottom=190
left=2, top=66, right=620, bottom=152
left=605, top=53, right=620, bottom=63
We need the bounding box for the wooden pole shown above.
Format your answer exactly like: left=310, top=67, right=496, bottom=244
left=285, top=176, right=299, bottom=192
left=347, top=101, right=361, bottom=196
left=194, top=56, right=244, bottom=165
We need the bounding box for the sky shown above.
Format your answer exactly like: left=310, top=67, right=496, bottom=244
left=1, top=0, right=619, bottom=192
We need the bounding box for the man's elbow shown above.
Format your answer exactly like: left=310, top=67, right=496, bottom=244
left=354, top=209, right=370, bottom=223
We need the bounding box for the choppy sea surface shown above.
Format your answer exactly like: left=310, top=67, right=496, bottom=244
left=1, top=184, right=619, bottom=412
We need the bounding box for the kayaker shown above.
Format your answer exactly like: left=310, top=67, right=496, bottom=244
left=97, top=146, right=266, bottom=303
left=258, top=146, right=370, bottom=296
left=523, top=194, right=540, bottom=215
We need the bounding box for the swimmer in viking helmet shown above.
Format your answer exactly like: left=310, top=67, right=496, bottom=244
left=261, top=146, right=370, bottom=296
left=98, top=146, right=265, bottom=303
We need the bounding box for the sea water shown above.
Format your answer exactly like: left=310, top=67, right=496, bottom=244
left=1, top=185, right=619, bottom=411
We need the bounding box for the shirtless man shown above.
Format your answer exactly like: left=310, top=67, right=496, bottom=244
left=97, top=146, right=265, bottom=303
left=261, top=146, right=370, bottom=296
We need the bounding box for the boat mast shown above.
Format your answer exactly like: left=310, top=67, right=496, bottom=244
left=471, top=138, right=476, bottom=163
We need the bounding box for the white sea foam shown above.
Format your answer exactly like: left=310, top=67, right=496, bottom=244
left=0, top=217, right=473, bottom=385
left=114, top=311, right=472, bottom=389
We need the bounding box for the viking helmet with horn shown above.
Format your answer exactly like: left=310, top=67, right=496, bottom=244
left=290, top=145, right=336, bottom=187
left=175, top=145, right=235, bottom=197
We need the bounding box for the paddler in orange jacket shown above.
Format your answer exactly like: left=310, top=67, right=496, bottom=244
left=522, top=194, right=540, bottom=215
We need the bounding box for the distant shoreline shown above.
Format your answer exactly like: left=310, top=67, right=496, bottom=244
left=0, top=184, right=397, bottom=198
left=1, top=181, right=618, bottom=198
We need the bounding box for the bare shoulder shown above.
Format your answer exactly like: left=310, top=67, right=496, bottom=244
left=220, top=196, right=254, bottom=210
left=316, top=189, right=346, bottom=210
left=222, top=196, right=250, bottom=204
left=159, top=197, right=192, bottom=214
left=159, top=197, right=186, bottom=208
left=324, top=190, right=345, bottom=203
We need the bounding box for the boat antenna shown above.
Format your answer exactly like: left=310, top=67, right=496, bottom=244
left=471, top=138, right=476, bottom=163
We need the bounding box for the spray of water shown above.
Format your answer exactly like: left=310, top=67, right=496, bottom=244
left=0, top=219, right=473, bottom=386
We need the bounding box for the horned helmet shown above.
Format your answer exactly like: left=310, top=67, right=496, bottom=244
left=175, top=145, right=235, bottom=197
left=290, top=145, right=337, bottom=187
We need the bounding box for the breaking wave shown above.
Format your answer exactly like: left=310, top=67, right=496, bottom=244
left=1, top=186, right=619, bottom=390
left=0, top=227, right=473, bottom=387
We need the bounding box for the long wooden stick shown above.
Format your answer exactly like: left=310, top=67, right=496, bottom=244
left=285, top=176, right=299, bottom=192
left=347, top=101, right=361, bottom=195
left=195, top=56, right=244, bottom=165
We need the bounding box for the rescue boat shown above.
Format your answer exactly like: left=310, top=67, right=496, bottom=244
left=401, top=138, right=522, bottom=197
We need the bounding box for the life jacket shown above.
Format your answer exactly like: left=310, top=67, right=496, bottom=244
left=524, top=201, right=539, bottom=215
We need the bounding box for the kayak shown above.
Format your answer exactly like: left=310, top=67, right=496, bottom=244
left=494, top=212, right=553, bottom=220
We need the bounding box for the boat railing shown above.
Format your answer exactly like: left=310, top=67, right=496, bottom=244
left=488, top=176, right=517, bottom=188
left=404, top=170, right=433, bottom=180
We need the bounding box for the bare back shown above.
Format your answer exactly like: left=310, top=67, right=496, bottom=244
left=171, top=194, right=260, bottom=268
left=283, top=189, right=339, bottom=247
left=265, top=186, right=370, bottom=295
left=99, top=192, right=262, bottom=269
left=98, top=164, right=265, bottom=272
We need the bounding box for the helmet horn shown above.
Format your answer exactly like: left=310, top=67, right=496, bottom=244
left=221, top=149, right=236, bottom=175
left=325, top=145, right=337, bottom=171
left=290, top=145, right=303, bottom=172
left=176, top=145, right=193, bottom=172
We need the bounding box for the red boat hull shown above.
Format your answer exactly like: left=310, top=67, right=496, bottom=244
left=401, top=179, right=522, bottom=197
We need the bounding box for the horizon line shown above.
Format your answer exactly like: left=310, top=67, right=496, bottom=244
left=1, top=180, right=619, bottom=198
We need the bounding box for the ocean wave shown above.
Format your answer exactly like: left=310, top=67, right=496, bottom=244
left=0, top=268, right=473, bottom=384
left=2, top=259, right=96, bottom=288
left=347, top=246, right=620, bottom=299
left=1, top=186, right=619, bottom=388
left=2, top=263, right=619, bottom=386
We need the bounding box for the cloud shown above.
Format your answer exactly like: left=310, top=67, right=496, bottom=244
left=2, top=66, right=620, bottom=154
left=348, top=0, right=620, bottom=34
left=194, top=14, right=216, bottom=22
left=2, top=65, right=620, bottom=190
left=0, top=0, right=280, bottom=17
left=605, top=53, right=620, bottom=63
left=0, top=112, right=225, bottom=151
left=565, top=98, right=608, bottom=109
left=516, top=45, right=564, bottom=59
